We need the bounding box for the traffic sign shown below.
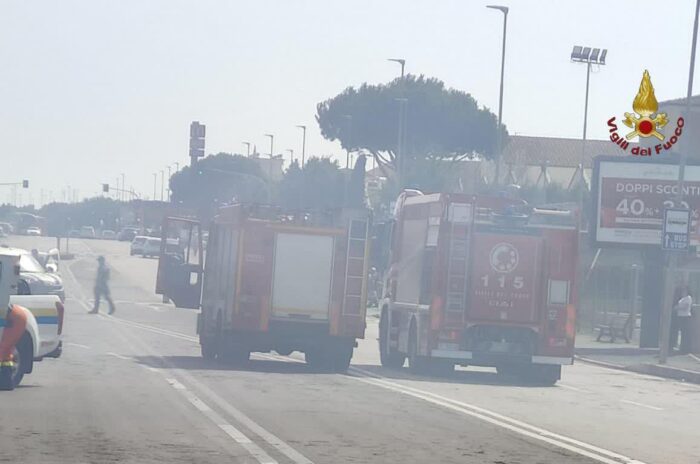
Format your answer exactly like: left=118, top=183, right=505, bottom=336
left=662, top=208, right=691, bottom=251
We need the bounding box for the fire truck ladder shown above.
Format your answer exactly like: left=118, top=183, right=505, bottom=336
left=343, top=219, right=369, bottom=316
left=445, top=221, right=469, bottom=327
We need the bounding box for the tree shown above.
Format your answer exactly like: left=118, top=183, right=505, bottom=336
left=276, top=157, right=347, bottom=210
left=316, top=75, right=507, bottom=188
left=169, top=153, right=268, bottom=220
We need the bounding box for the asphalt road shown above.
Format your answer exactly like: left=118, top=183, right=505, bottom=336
left=1, top=236, right=699, bottom=464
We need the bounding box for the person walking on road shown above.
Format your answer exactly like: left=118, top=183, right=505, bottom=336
left=89, top=256, right=115, bottom=315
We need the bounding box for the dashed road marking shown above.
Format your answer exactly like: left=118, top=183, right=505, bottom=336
left=65, top=342, right=91, bottom=349
left=619, top=399, right=663, bottom=411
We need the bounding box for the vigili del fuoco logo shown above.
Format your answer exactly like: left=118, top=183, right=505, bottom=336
left=607, top=70, right=684, bottom=156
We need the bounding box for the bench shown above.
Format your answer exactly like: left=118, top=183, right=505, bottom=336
left=596, top=313, right=634, bottom=343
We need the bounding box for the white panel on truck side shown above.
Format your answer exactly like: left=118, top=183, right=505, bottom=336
left=272, top=233, right=334, bottom=320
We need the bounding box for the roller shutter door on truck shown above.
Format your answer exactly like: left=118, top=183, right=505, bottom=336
left=271, top=233, right=334, bottom=320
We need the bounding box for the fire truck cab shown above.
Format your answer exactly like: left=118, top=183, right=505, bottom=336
left=156, top=204, right=372, bottom=372
left=378, top=191, right=578, bottom=384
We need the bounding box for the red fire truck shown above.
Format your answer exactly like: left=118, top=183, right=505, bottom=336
left=378, top=191, right=578, bottom=384
left=156, top=204, right=371, bottom=372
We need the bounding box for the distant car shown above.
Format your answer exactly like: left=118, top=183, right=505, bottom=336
left=130, top=236, right=148, bottom=256
left=101, top=229, right=116, bottom=239
left=0, top=222, right=13, bottom=235
left=69, top=229, right=80, bottom=237
left=118, top=227, right=139, bottom=241
left=3, top=247, right=67, bottom=302
left=142, top=237, right=161, bottom=258
left=80, top=226, right=96, bottom=238
left=25, top=227, right=41, bottom=236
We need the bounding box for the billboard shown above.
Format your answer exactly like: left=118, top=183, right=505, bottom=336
left=592, top=156, right=700, bottom=247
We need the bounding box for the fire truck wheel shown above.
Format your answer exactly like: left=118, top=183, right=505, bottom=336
left=527, top=364, right=560, bottom=386
left=379, top=310, right=405, bottom=368
left=201, top=338, right=216, bottom=360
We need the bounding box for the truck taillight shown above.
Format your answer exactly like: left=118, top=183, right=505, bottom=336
left=565, top=304, right=576, bottom=340
left=55, top=301, right=65, bottom=335
left=430, top=296, right=443, bottom=330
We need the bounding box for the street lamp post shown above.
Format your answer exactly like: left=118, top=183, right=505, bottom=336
left=486, top=5, right=508, bottom=187
left=296, top=125, right=307, bottom=167
left=173, top=162, right=180, bottom=173
left=166, top=166, right=172, bottom=202
left=243, top=141, right=251, bottom=157
left=387, top=58, right=406, bottom=78
left=286, top=149, right=294, bottom=166
left=395, top=98, right=408, bottom=188
left=120, top=173, right=126, bottom=202
left=264, top=134, right=274, bottom=179
left=659, top=0, right=699, bottom=364
left=343, top=115, right=353, bottom=169
left=160, top=170, right=165, bottom=201
left=152, top=173, right=157, bottom=201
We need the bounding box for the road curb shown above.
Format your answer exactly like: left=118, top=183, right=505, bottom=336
left=575, top=355, right=700, bottom=384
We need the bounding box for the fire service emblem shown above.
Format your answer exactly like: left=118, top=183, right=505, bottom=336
left=607, top=70, right=684, bottom=156
left=490, top=243, right=519, bottom=273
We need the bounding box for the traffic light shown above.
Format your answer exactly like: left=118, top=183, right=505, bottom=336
left=22, top=179, right=29, bottom=188
left=189, top=121, right=206, bottom=165
left=102, top=183, right=109, bottom=193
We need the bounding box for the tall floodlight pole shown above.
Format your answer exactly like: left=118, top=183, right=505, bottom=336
left=264, top=134, right=274, bottom=179
left=387, top=58, right=406, bottom=78
left=296, top=125, right=307, bottom=167
left=659, top=0, right=699, bottom=364
left=487, top=5, right=508, bottom=187
left=571, top=46, right=607, bottom=217
left=242, top=141, right=251, bottom=156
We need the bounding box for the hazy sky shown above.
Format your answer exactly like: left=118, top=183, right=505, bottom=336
left=1, top=0, right=698, bottom=204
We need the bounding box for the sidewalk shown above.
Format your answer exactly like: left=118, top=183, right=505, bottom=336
left=575, top=331, right=700, bottom=384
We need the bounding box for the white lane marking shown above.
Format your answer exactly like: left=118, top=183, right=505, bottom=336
left=110, top=322, right=315, bottom=464
left=170, top=366, right=314, bottom=464
left=107, top=352, right=133, bottom=361
left=619, top=399, right=663, bottom=411
left=348, top=366, right=646, bottom=464
left=163, top=378, right=277, bottom=464
left=65, top=342, right=90, bottom=350
left=557, top=383, right=591, bottom=393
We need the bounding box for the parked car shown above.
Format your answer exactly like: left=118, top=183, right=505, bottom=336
left=69, top=229, right=80, bottom=237
left=102, top=229, right=116, bottom=239
left=141, top=237, right=161, bottom=258
left=118, top=227, right=139, bottom=241
left=0, top=222, right=13, bottom=235
left=25, top=227, right=41, bottom=236
left=35, top=248, right=61, bottom=273
left=130, top=236, right=148, bottom=256
left=80, top=226, right=96, bottom=238
left=0, top=247, right=67, bottom=302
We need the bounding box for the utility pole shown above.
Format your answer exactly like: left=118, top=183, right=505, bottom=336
left=343, top=115, right=353, bottom=169
left=121, top=173, right=125, bottom=202
left=264, top=134, right=274, bottom=179
left=659, top=0, right=699, bottom=364
left=296, top=125, right=307, bottom=167
left=487, top=5, right=508, bottom=187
